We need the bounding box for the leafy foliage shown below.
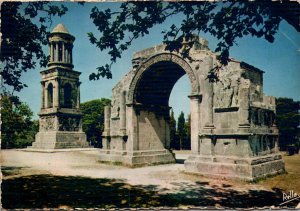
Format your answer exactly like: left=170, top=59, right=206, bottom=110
left=1, top=2, right=68, bottom=92
left=1, top=2, right=299, bottom=93
left=88, top=1, right=299, bottom=79
left=169, top=110, right=178, bottom=150
left=80, top=98, right=111, bottom=148
left=170, top=111, right=191, bottom=150
left=1, top=95, right=38, bottom=148
left=276, top=98, right=300, bottom=150
left=177, top=111, right=186, bottom=150
left=183, top=114, right=191, bottom=150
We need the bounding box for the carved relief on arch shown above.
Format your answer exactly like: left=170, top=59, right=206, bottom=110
left=127, top=53, right=200, bottom=104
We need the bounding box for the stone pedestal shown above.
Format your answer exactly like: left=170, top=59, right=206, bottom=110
left=31, top=131, right=88, bottom=149
left=185, top=154, right=284, bottom=180
left=98, top=148, right=175, bottom=167
left=185, top=132, right=285, bottom=180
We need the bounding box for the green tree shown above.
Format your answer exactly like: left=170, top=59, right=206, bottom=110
left=183, top=114, right=191, bottom=150
left=177, top=111, right=186, bottom=150
left=276, top=97, right=300, bottom=151
left=2, top=2, right=299, bottom=92
left=80, top=98, right=111, bottom=148
left=88, top=1, right=300, bottom=80
left=169, top=109, right=178, bottom=150
left=1, top=2, right=68, bottom=92
left=1, top=95, right=38, bottom=148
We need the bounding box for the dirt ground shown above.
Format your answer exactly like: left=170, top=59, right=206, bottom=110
left=1, top=149, right=300, bottom=209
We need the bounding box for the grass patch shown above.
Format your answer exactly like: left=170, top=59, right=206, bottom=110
left=258, top=154, right=300, bottom=193
left=1, top=166, right=25, bottom=177
left=250, top=170, right=287, bottom=184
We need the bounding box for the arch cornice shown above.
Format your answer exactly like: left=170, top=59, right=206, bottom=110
left=127, top=53, right=200, bottom=104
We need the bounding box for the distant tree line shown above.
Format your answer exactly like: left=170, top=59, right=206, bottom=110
left=0, top=97, right=110, bottom=149
left=169, top=110, right=191, bottom=150
left=80, top=98, right=111, bottom=148
left=1, top=96, right=299, bottom=151
left=276, top=97, right=300, bottom=151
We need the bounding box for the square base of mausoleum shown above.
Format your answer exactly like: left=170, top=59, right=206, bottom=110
left=29, top=131, right=90, bottom=149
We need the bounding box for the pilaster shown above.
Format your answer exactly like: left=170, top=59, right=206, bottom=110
left=204, top=56, right=214, bottom=130
left=53, top=79, right=60, bottom=108
left=104, top=105, right=111, bottom=134
left=188, top=94, right=202, bottom=154
left=120, top=91, right=127, bottom=135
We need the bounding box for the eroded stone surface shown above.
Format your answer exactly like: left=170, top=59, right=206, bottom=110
left=101, top=36, right=284, bottom=180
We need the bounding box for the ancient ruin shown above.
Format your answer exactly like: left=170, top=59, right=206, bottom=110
left=100, top=37, right=285, bottom=180
left=30, top=24, right=89, bottom=149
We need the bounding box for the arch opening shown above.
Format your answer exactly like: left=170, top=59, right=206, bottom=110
left=47, top=83, right=53, bottom=108
left=63, top=83, right=72, bottom=108
left=169, top=75, right=191, bottom=150
left=132, top=60, right=194, bottom=151
left=134, top=61, right=190, bottom=107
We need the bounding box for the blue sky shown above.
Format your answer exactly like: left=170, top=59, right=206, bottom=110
left=17, top=2, right=300, bottom=120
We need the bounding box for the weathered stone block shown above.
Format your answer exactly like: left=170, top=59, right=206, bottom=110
left=184, top=153, right=284, bottom=180
left=31, top=131, right=89, bottom=149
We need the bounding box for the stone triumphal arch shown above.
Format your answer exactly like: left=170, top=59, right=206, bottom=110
left=100, top=37, right=284, bottom=180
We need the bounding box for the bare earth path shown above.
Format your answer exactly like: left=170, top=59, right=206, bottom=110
left=1, top=149, right=299, bottom=209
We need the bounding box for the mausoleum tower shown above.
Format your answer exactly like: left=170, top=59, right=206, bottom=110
left=30, top=23, right=89, bottom=150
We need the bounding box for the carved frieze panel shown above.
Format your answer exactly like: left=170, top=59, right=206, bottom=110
left=111, top=82, right=122, bottom=119
left=39, top=116, right=56, bottom=131
left=58, top=116, right=81, bottom=131
left=214, top=65, right=241, bottom=108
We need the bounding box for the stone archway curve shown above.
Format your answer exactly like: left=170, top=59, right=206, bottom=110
left=127, top=53, right=200, bottom=104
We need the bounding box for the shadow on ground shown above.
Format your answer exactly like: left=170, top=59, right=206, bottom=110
left=2, top=172, right=294, bottom=209
left=175, top=158, right=185, bottom=164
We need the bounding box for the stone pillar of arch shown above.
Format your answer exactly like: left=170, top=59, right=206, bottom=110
left=104, top=106, right=111, bottom=132
left=188, top=94, right=202, bottom=154
left=203, top=56, right=214, bottom=129
left=119, top=91, right=127, bottom=134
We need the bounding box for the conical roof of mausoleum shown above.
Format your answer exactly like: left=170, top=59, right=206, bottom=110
left=51, top=23, right=70, bottom=34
